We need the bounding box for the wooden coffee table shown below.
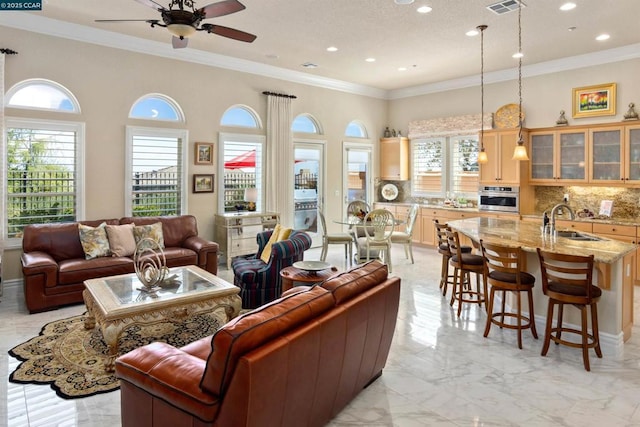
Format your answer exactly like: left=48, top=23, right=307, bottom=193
left=83, top=265, right=241, bottom=372
left=280, top=265, right=339, bottom=293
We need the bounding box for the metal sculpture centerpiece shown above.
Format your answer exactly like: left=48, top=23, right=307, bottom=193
left=133, top=238, right=168, bottom=293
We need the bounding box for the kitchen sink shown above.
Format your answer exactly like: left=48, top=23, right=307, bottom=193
left=555, top=230, right=603, bottom=241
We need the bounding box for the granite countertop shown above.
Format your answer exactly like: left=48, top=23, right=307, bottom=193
left=521, top=213, right=640, bottom=227
left=448, top=217, right=636, bottom=264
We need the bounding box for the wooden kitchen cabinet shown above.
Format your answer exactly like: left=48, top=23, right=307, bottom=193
left=590, top=126, right=624, bottom=183
left=529, top=128, right=588, bottom=184
left=479, top=129, right=529, bottom=185
left=592, top=223, right=640, bottom=285
left=380, top=137, right=409, bottom=180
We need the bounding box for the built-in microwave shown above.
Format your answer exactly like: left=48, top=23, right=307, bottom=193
left=478, top=185, right=519, bottom=213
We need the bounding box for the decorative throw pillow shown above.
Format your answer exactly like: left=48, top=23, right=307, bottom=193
left=105, top=223, right=137, bottom=257
left=133, top=222, right=165, bottom=251
left=260, top=224, right=282, bottom=263
left=78, top=222, right=111, bottom=260
left=277, top=227, right=293, bottom=241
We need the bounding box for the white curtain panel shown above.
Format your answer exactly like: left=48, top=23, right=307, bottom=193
left=265, top=94, right=294, bottom=227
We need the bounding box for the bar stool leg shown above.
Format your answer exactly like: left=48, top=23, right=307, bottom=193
left=541, top=300, right=554, bottom=356
left=591, top=303, right=602, bottom=358
left=528, top=289, right=538, bottom=339
left=556, top=304, right=564, bottom=344
left=483, top=286, right=496, bottom=337
left=516, top=291, right=523, bottom=349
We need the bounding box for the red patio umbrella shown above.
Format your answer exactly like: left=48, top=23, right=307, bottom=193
left=224, top=150, right=304, bottom=169
left=224, top=150, right=257, bottom=169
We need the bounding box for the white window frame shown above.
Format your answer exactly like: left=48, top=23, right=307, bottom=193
left=4, top=117, right=85, bottom=247
left=217, top=132, right=266, bottom=214
left=124, top=126, right=188, bottom=216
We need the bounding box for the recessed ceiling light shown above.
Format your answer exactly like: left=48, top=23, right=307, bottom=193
left=394, top=0, right=414, bottom=4
left=326, top=46, right=338, bottom=52
left=560, top=2, right=576, bottom=11
left=301, top=62, right=318, bottom=68
left=265, top=54, right=279, bottom=59
left=417, top=5, right=432, bottom=13
left=466, top=29, right=479, bottom=36
left=365, top=58, right=376, bottom=62
left=596, top=34, right=610, bottom=41
left=512, top=52, right=524, bottom=59
left=568, top=26, right=576, bottom=31
left=398, top=67, right=407, bottom=71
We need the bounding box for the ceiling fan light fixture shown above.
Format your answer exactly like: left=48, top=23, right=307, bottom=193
left=168, top=23, right=197, bottom=38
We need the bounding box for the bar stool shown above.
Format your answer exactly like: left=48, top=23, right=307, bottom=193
left=445, top=229, right=486, bottom=317
left=480, top=240, right=538, bottom=349
left=536, top=249, right=602, bottom=371
left=433, top=220, right=471, bottom=297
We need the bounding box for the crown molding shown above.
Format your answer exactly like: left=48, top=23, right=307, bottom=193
left=0, top=12, right=388, bottom=99
left=2, top=12, right=639, bottom=101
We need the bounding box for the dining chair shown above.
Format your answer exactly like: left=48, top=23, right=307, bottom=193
left=318, top=209, right=353, bottom=265
left=346, top=200, right=371, bottom=240
left=536, top=249, right=602, bottom=371
left=480, top=240, right=538, bottom=349
left=390, top=204, right=419, bottom=264
left=356, top=208, right=395, bottom=273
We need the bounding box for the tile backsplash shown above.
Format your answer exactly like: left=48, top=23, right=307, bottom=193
left=536, top=186, right=640, bottom=219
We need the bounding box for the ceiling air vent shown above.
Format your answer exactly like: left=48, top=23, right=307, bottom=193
left=301, top=62, right=318, bottom=68
left=487, top=0, right=525, bottom=15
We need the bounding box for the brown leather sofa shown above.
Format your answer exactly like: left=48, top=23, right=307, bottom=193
left=115, top=260, right=400, bottom=427
left=21, top=215, right=219, bottom=313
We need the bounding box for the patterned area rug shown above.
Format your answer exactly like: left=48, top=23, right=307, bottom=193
left=8, top=313, right=222, bottom=399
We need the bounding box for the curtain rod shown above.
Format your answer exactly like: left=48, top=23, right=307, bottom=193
left=0, top=48, right=18, bottom=55
left=262, top=91, right=297, bottom=99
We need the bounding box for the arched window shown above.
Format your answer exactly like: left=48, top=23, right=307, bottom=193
left=220, top=105, right=261, bottom=128
left=5, top=79, right=80, bottom=113
left=292, top=114, right=322, bottom=134
left=345, top=120, right=368, bottom=138
left=129, top=94, right=184, bottom=122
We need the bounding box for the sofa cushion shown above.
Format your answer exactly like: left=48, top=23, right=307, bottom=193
left=58, top=257, right=134, bottom=285
left=78, top=223, right=111, bottom=260
left=320, top=260, right=389, bottom=305
left=133, top=222, right=165, bottom=250
left=120, top=215, right=198, bottom=248
left=200, top=286, right=334, bottom=396
left=105, top=223, right=136, bottom=257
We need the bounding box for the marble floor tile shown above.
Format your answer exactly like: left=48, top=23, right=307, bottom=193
left=3, top=245, right=640, bottom=426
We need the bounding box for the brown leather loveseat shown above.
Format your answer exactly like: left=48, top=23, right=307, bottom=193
left=115, top=260, right=400, bottom=427
left=21, top=215, right=218, bottom=313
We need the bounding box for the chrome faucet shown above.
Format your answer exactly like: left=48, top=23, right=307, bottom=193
left=548, top=203, right=575, bottom=235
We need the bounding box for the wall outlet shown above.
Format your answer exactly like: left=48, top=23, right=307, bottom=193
left=563, top=193, right=569, bottom=203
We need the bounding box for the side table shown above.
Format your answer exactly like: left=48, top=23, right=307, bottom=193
left=280, top=265, right=339, bottom=293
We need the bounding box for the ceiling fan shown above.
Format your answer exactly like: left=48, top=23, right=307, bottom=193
left=96, top=0, right=256, bottom=49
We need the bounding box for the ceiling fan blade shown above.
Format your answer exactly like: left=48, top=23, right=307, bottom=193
left=95, top=19, right=157, bottom=22
left=172, top=36, right=189, bottom=49
left=204, top=24, right=256, bottom=43
left=135, top=0, right=166, bottom=11
left=198, top=0, right=246, bottom=19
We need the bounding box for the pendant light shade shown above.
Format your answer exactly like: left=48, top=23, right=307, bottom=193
left=477, top=24, right=489, bottom=164
left=511, top=1, right=529, bottom=161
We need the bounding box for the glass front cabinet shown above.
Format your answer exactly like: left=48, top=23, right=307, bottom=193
left=529, top=129, right=588, bottom=184
left=590, top=126, right=623, bottom=182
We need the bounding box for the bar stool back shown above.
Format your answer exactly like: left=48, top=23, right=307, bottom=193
left=434, top=220, right=471, bottom=297
left=445, top=229, right=486, bottom=317
left=536, top=249, right=602, bottom=371
left=480, top=240, right=538, bottom=349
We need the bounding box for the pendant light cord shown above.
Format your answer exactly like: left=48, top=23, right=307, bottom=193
left=480, top=25, right=486, bottom=150
left=517, top=3, right=523, bottom=144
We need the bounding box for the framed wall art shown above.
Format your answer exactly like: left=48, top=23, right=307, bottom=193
left=195, top=142, right=214, bottom=165
left=572, top=82, right=616, bottom=118
left=193, top=174, right=214, bottom=193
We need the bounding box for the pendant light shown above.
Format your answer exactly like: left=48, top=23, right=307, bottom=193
left=477, top=25, right=489, bottom=164
left=512, top=1, right=529, bottom=161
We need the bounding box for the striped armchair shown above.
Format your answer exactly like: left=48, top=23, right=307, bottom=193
left=232, top=230, right=312, bottom=309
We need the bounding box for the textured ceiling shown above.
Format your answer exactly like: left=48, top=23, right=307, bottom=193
left=14, top=0, right=640, bottom=90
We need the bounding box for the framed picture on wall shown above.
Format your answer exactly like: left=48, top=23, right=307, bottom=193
left=572, top=83, right=617, bottom=118
left=193, top=174, right=214, bottom=193
left=195, top=142, right=214, bottom=165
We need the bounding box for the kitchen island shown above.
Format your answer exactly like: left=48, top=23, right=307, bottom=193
left=448, top=217, right=637, bottom=352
